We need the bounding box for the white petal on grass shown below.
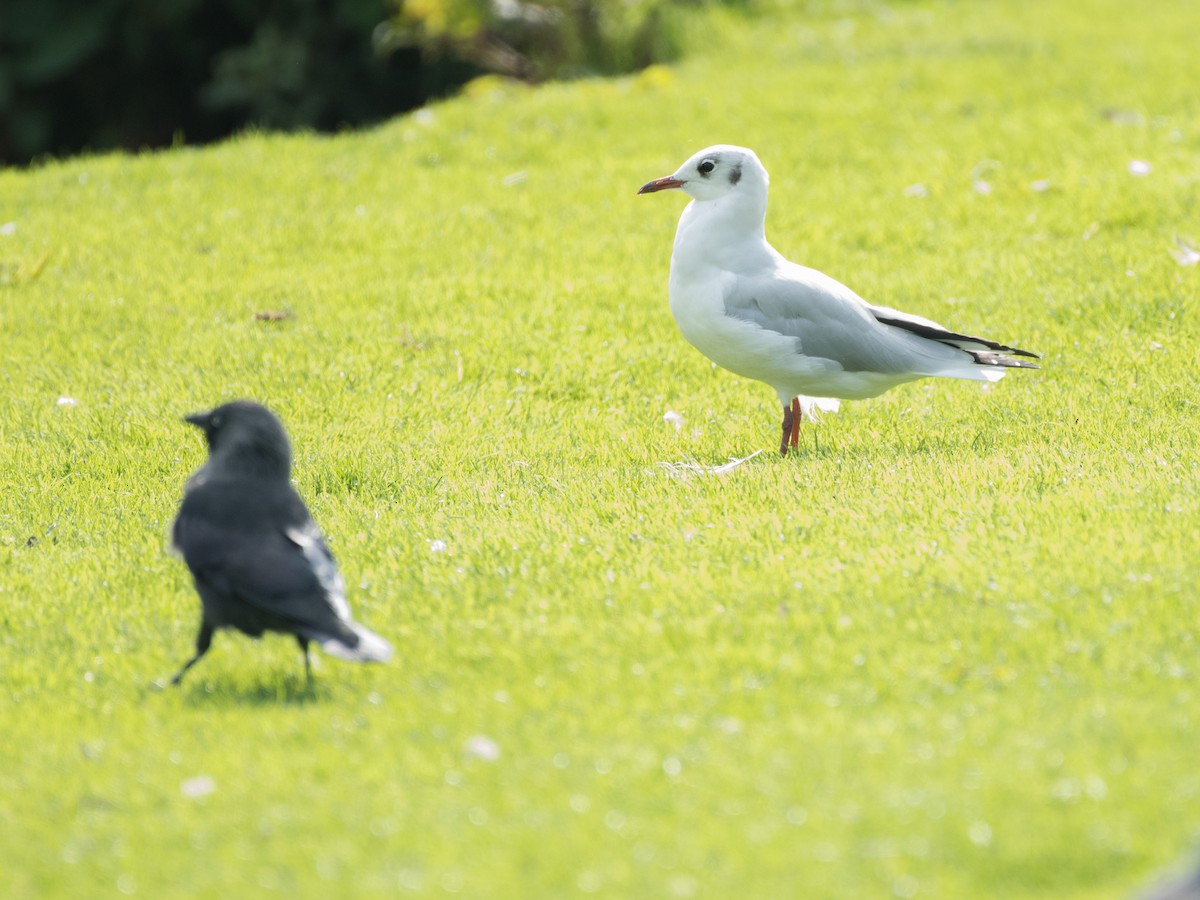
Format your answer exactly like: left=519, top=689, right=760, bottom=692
left=1128, top=159, right=1152, bottom=176
left=1170, top=237, right=1200, bottom=266
left=181, top=775, right=216, bottom=798
left=57, top=396, right=77, bottom=407
left=968, top=821, right=993, bottom=846
left=663, top=410, right=684, bottom=431
left=1103, top=107, right=1143, bottom=125
left=970, top=159, right=1000, bottom=195
left=659, top=450, right=763, bottom=478
left=464, top=735, right=500, bottom=762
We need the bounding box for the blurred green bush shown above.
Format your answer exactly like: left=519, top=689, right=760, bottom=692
left=0, top=0, right=743, bottom=165
left=380, top=0, right=716, bottom=81
left=0, top=0, right=472, bottom=165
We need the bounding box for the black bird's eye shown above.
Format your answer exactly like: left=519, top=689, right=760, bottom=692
left=209, top=414, right=223, bottom=429
left=698, top=160, right=716, bottom=176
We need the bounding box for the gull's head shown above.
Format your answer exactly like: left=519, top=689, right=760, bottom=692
left=638, top=145, right=768, bottom=203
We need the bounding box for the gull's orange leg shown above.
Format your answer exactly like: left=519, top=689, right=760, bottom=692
left=789, top=397, right=802, bottom=449
left=779, top=403, right=794, bottom=456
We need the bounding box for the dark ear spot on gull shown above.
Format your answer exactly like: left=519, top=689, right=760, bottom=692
left=729, top=165, right=742, bottom=186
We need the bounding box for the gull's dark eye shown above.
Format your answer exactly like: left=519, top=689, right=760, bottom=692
left=698, top=159, right=716, bottom=176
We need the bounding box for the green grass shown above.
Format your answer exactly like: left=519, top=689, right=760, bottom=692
left=2, top=0, right=1198, bottom=895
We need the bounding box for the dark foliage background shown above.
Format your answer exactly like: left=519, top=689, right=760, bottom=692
left=0, top=0, right=476, bottom=166
left=1, top=0, right=731, bottom=167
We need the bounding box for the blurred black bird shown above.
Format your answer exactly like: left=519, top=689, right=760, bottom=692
left=1140, top=857, right=1200, bottom=900
left=170, top=400, right=392, bottom=685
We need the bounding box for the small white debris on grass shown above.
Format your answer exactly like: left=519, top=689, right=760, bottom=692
left=1170, top=236, right=1200, bottom=266
left=968, top=821, right=993, bottom=846
left=428, top=539, right=447, bottom=553
left=181, top=775, right=216, bottom=798
left=663, top=410, right=684, bottom=431
left=57, top=396, right=77, bottom=407
left=970, top=159, right=999, bottom=195
left=1031, top=179, right=1052, bottom=192
left=903, top=183, right=929, bottom=197
left=659, top=450, right=763, bottom=478
left=464, top=735, right=500, bottom=762
left=501, top=171, right=527, bottom=186
left=0, top=222, right=16, bottom=236
left=1128, top=159, right=1152, bottom=176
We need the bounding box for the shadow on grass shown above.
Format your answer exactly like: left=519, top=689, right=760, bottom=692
left=655, top=428, right=1003, bottom=471
left=785, top=426, right=1025, bottom=462
left=146, top=672, right=331, bottom=707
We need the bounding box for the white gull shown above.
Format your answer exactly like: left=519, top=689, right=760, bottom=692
left=639, top=144, right=1039, bottom=455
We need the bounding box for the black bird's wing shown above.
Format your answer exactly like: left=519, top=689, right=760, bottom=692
left=173, top=478, right=364, bottom=649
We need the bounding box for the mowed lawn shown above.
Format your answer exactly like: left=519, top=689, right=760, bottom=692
left=2, top=0, right=1198, bottom=896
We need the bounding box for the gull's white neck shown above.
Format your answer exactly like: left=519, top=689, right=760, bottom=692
left=670, top=189, right=780, bottom=275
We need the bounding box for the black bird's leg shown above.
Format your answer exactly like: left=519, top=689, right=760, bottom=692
left=779, top=402, right=796, bottom=456
left=297, top=637, right=313, bottom=686
left=171, top=620, right=214, bottom=685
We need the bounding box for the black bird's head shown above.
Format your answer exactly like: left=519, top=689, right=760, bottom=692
left=184, top=401, right=292, bottom=476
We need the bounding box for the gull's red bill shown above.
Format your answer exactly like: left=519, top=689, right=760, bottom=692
left=637, top=176, right=685, bottom=194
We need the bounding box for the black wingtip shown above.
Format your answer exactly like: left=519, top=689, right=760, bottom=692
left=970, top=350, right=1040, bottom=370
left=873, top=312, right=1041, bottom=360
left=1008, top=346, right=1041, bottom=360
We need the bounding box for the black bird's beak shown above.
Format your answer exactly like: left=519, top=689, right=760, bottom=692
left=638, top=176, right=686, bottom=195
left=183, top=412, right=210, bottom=429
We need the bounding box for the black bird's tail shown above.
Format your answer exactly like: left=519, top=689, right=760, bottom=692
left=318, top=623, right=393, bottom=663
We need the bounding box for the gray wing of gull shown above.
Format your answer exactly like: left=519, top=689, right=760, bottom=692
left=722, top=267, right=962, bottom=375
